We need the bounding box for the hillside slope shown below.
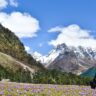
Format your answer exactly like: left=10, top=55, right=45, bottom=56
left=0, top=24, right=44, bottom=71
left=81, top=67, right=96, bottom=77
left=0, top=52, right=35, bottom=73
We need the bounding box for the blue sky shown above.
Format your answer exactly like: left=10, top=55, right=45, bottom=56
left=0, top=0, right=96, bottom=55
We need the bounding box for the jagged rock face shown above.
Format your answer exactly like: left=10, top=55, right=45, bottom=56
left=33, top=43, right=96, bottom=75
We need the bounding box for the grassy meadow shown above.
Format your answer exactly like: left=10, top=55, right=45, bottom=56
left=0, top=82, right=95, bottom=96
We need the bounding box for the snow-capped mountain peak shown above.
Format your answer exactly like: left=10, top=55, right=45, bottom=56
left=32, top=43, right=96, bottom=64
left=32, top=43, right=96, bottom=74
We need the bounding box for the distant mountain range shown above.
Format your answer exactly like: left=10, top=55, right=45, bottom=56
left=33, top=43, right=96, bottom=75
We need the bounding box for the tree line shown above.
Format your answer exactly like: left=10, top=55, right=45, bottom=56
left=0, top=65, right=92, bottom=85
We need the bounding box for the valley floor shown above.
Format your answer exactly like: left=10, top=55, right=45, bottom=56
left=0, top=82, right=95, bottom=96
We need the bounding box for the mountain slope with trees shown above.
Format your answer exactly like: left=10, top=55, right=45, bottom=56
left=0, top=24, right=45, bottom=82
left=0, top=24, right=44, bottom=71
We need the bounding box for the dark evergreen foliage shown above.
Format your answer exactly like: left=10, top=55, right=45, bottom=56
left=0, top=65, right=32, bottom=83
left=32, top=69, right=92, bottom=85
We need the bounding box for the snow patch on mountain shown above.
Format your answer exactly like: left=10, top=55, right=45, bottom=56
left=32, top=43, right=96, bottom=65
left=32, top=43, right=96, bottom=75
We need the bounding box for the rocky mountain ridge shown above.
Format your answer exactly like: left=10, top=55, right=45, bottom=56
left=33, top=43, right=96, bottom=75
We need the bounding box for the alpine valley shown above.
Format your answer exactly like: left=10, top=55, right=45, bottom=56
left=0, top=23, right=95, bottom=84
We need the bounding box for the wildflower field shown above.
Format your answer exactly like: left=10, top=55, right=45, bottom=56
left=0, top=82, right=96, bottom=96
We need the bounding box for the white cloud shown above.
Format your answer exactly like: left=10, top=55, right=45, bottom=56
left=0, top=0, right=18, bottom=9
left=0, top=12, right=40, bottom=38
left=9, top=0, right=18, bottom=7
left=48, top=24, right=96, bottom=49
left=48, top=26, right=63, bottom=32
left=25, top=46, right=30, bottom=52
left=0, top=0, right=8, bottom=9
left=39, top=43, right=43, bottom=47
